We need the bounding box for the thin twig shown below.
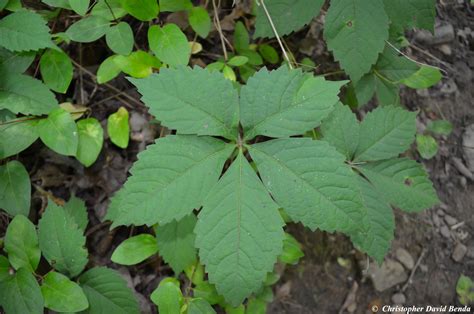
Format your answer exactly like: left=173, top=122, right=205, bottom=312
left=401, top=248, right=427, bottom=292
left=212, top=0, right=228, bottom=61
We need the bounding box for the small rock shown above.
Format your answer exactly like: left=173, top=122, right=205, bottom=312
left=440, top=225, right=451, bottom=239
left=392, top=293, right=407, bottom=304
left=444, top=214, right=458, bottom=226
left=437, top=209, right=446, bottom=216
left=452, top=243, right=468, bottom=262
left=432, top=213, right=441, bottom=227
left=452, top=157, right=474, bottom=180
left=463, top=124, right=474, bottom=172
left=420, top=264, right=428, bottom=272
left=369, top=259, right=408, bottom=292
left=396, top=248, right=415, bottom=270
left=437, top=44, right=452, bottom=55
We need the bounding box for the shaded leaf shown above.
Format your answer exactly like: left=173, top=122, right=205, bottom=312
left=148, top=24, right=190, bottom=67
left=107, top=106, right=129, bottom=148
left=4, top=215, right=40, bottom=271
left=40, top=48, right=73, bottom=93
left=106, top=22, right=134, bottom=56
left=111, top=234, right=158, bottom=265
left=38, top=107, right=79, bottom=156
left=41, top=271, right=89, bottom=312
left=0, top=268, right=43, bottom=314
left=0, top=160, right=31, bottom=217
left=77, top=117, right=104, bottom=167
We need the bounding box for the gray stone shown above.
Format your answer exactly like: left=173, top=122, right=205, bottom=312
left=369, top=259, right=408, bottom=292
left=440, top=225, right=451, bottom=239
left=452, top=243, right=468, bottom=262
left=444, top=215, right=458, bottom=226
left=463, top=124, right=474, bottom=172
left=396, top=248, right=415, bottom=270
left=392, top=293, right=406, bottom=304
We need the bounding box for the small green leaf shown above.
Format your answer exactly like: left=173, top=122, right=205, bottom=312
left=401, top=66, right=442, bottom=89
left=106, top=22, right=134, bottom=56
left=120, top=0, right=159, bottom=21
left=63, top=196, right=88, bottom=232
left=279, top=233, right=304, bottom=265
left=0, top=118, right=38, bottom=159
left=258, top=44, right=279, bottom=64
left=206, top=61, right=224, bottom=72
left=239, top=49, right=263, bottom=66
left=107, top=106, right=129, bottom=149
left=40, top=48, right=73, bottom=93
left=114, top=50, right=160, bottom=78
left=189, top=6, right=211, bottom=38
left=148, top=24, right=190, bottom=67
left=38, top=107, right=79, bottom=156
left=111, top=234, right=158, bottom=265
left=227, top=56, right=248, bottom=67
left=222, top=65, right=236, bottom=81
left=246, top=298, right=267, bottom=314
left=427, top=120, right=453, bottom=136
left=4, top=215, right=40, bottom=272
left=416, top=134, right=438, bottom=159
left=187, top=298, right=216, bottom=314
left=193, top=282, right=224, bottom=305
left=77, top=118, right=104, bottom=167
left=233, top=21, right=249, bottom=53
left=225, top=304, right=245, bottom=314
left=97, top=55, right=121, bottom=83
left=0, top=268, right=44, bottom=314
left=41, top=271, right=89, bottom=312
left=68, top=0, right=89, bottom=15
left=159, top=0, right=192, bottom=12
left=150, top=278, right=184, bottom=314
left=65, top=15, right=110, bottom=43
left=91, top=0, right=127, bottom=20
left=456, top=275, right=474, bottom=296
left=0, top=160, right=31, bottom=217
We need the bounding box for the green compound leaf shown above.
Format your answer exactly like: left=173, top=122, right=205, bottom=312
left=350, top=177, right=394, bottom=264
left=111, top=234, right=158, bottom=265
left=68, top=0, right=90, bottom=15
left=63, top=196, right=88, bottom=232
left=155, top=214, right=197, bottom=274
left=4, top=215, right=40, bottom=272
left=159, top=0, right=192, bottom=12
left=358, top=158, right=439, bottom=212
left=106, top=22, right=134, bottom=56
left=130, top=67, right=239, bottom=139
left=79, top=267, right=140, bottom=314
left=240, top=67, right=345, bottom=140
left=416, top=134, right=438, bottom=159
left=0, top=72, right=58, bottom=116
left=0, top=47, right=36, bottom=74
left=114, top=50, right=161, bottom=78
left=77, top=117, right=104, bottom=167
left=324, top=0, right=389, bottom=81
left=195, top=152, right=284, bottom=306
left=65, top=15, right=110, bottom=43
left=107, top=107, right=129, bottom=149
left=354, top=106, right=417, bottom=162
left=0, top=10, right=53, bottom=52
left=189, top=6, right=211, bottom=38
left=320, top=102, right=359, bottom=160
left=97, top=55, right=121, bottom=83
left=187, top=298, right=216, bottom=314
left=383, top=0, right=436, bottom=34
left=401, top=65, right=442, bottom=89
left=120, top=0, right=159, bottom=21
left=41, top=271, right=89, bottom=312
left=40, top=48, right=74, bottom=93
left=249, top=139, right=363, bottom=234
left=38, top=202, right=88, bottom=277
left=0, top=268, right=44, bottom=314
left=148, top=24, right=191, bottom=67
left=38, top=107, right=79, bottom=156
left=254, top=0, right=324, bottom=38
left=0, top=160, right=31, bottom=217
left=0, top=118, right=38, bottom=159
left=150, top=278, right=184, bottom=314
left=107, top=135, right=233, bottom=227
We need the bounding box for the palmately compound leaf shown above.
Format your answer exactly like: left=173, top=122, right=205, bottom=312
left=4, top=215, right=41, bottom=272
left=79, top=267, right=140, bottom=314
left=111, top=234, right=158, bottom=265
left=38, top=202, right=88, bottom=277
left=130, top=67, right=239, bottom=139
left=0, top=118, right=38, bottom=160
left=324, top=0, right=389, bottom=81
left=320, top=102, right=359, bottom=160
left=254, top=0, right=324, bottom=38
left=249, top=139, right=364, bottom=234
left=195, top=152, right=284, bottom=306
left=155, top=213, right=197, bottom=274
left=350, top=177, right=394, bottom=264
left=41, top=271, right=89, bottom=312
left=358, top=158, right=439, bottom=212
left=0, top=160, right=31, bottom=217
left=0, top=268, right=44, bottom=314
left=383, top=0, right=436, bottom=34
left=0, top=10, right=54, bottom=52
left=107, top=135, right=233, bottom=227
left=354, top=106, right=416, bottom=162
left=240, top=67, right=346, bottom=140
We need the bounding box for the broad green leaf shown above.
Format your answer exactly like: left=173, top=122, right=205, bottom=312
left=416, top=134, right=438, bottom=159
left=0, top=161, right=31, bottom=217
left=97, top=55, right=121, bottom=83
left=324, top=0, right=389, bottom=81
left=107, top=107, right=129, bottom=148
left=106, top=22, right=134, bottom=55
left=320, top=102, right=359, bottom=160
left=69, top=0, right=89, bottom=15
left=375, top=47, right=419, bottom=82
left=38, top=107, right=79, bottom=156
left=41, top=271, right=89, bottom=312
left=148, top=24, right=191, bottom=67
left=0, top=73, right=58, bottom=115
left=249, top=139, right=363, bottom=233
left=114, top=50, right=160, bottom=78
left=195, top=153, right=284, bottom=306
left=258, top=44, right=279, bottom=64
left=79, top=267, right=140, bottom=314
left=0, top=256, right=9, bottom=282
left=130, top=67, right=239, bottom=139
left=240, top=67, right=345, bottom=140
left=254, top=0, right=324, bottom=38
left=42, top=0, right=70, bottom=8
left=38, top=202, right=88, bottom=277
left=383, top=0, right=436, bottom=33
left=65, top=16, right=110, bottom=43
left=40, top=48, right=73, bottom=93
left=4, top=0, right=22, bottom=11
left=187, top=298, right=216, bottom=314
left=107, top=135, right=233, bottom=227
left=120, top=0, right=159, bottom=21
left=0, top=10, right=53, bottom=52
left=160, top=0, right=192, bottom=12
left=401, top=66, right=442, bottom=89
left=0, top=118, right=38, bottom=159
left=111, top=234, right=158, bottom=265
left=359, top=158, right=439, bottom=212
left=150, top=278, right=183, bottom=314
left=0, top=0, right=7, bottom=9
left=0, top=268, right=43, bottom=314
left=0, top=47, right=36, bottom=73
left=77, top=118, right=104, bottom=167
left=350, top=177, right=394, bottom=264
left=427, top=120, right=453, bottom=136
left=354, top=106, right=416, bottom=162
left=233, top=21, right=249, bottom=53
left=189, top=6, right=211, bottom=38
left=91, top=0, right=127, bottom=20
left=155, top=214, right=197, bottom=274
left=4, top=215, right=40, bottom=272
left=279, top=233, right=304, bottom=265
left=63, top=196, right=88, bottom=232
